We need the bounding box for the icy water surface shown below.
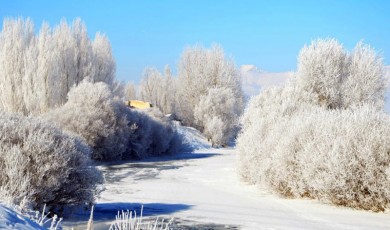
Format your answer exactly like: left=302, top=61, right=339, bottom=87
left=62, top=151, right=239, bottom=229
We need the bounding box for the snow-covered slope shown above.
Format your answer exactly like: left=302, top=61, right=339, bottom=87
left=175, top=122, right=211, bottom=151
left=0, top=204, right=45, bottom=230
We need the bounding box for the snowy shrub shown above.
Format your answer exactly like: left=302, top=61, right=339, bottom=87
left=237, top=84, right=318, bottom=183
left=203, top=117, right=224, bottom=147
left=194, top=87, right=239, bottom=146
left=44, top=81, right=131, bottom=161
left=267, top=106, right=390, bottom=211
left=0, top=112, right=102, bottom=211
left=124, top=108, right=182, bottom=159
left=237, top=39, right=389, bottom=211
left=45, top=81, right=182, bottom=161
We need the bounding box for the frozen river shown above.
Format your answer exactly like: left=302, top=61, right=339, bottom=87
left=63, top=148, right=390, bottom=229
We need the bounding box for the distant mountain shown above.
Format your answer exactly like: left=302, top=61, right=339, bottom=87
left=240, top=64, right=292, bottom=97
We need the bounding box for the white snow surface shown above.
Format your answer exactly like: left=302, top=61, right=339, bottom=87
left=3, top=122, right=390, bottom=229
left=65, top=148, right=390, bottom=229
left=0, top=204, right=45, bottom=230
left=175, top=122, right=211, bottom=151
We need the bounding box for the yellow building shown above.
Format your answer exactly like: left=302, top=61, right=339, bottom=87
left=126, top=100, right=153, bottom=109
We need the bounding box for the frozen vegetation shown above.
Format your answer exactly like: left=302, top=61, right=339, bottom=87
left=0, top=112, right=102, bottom=211
left=44, top=81, right=181, bottom=161
left=0, top=18, right=183, bottom=215
left=129, top=45, right=245, bottom=147
left=237, top=38, right=390, bottom=211
left=1, top=16, right=390, bottom=230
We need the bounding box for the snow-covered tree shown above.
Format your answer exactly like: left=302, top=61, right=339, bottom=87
left=139, top=67, right=163, bottom=108
left=342, top=42, right=386, bottom=108
left=139, top=65, right=177, bottom=115
left=0, top=18, right=35, bottom=114
left=0, top=17, right=118, bottom=115
left=176, top=44, right=244, bottom=143
left=294, top=38, right=386, bottom=110
left=194, top=87, right=238, bottom=146
left=160, top=65, right=177, bottom=115
left=91, top=33, right=116, bottom=85
left=125, top=82, right=138, bottom=100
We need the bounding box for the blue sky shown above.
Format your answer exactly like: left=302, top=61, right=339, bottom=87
left=1, top=0, right=389, bottom=82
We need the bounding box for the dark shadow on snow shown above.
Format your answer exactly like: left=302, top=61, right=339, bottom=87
left=68, top=202, right=193, bottom=222
left=98, top=152, right=221, bottom=167
left=100, top=152, right=221, bottom=183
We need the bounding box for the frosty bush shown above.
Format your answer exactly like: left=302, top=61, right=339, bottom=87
left=237, top=39, right=389, bottom=211
left=124, top=108, right=182, bottom=159
left=268, top=106, right=390, bottom=211
left=0, top=112, right=102, bottom=211
left=45, top=81, right=182, bottom=161
left=44, top=81, right=131, bottom=161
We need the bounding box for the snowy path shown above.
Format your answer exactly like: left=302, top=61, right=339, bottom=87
left=65, top=148, right=390, bottom=229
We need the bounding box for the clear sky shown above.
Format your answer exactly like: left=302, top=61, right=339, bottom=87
left=1, top=0, right=389, bottom=82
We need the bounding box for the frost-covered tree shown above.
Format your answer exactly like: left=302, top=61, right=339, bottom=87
left=139, top=65, right=177, bottom=115
left=295, top=38, right=348, bottom=109
left=237, top=39, right=389, bottom=211
left=294, top=38, right=386, bottom=109
left=194, top=87, right=238, bottom=146
left=140, top=67, right=163, bottom=108
left=342, top=42, right=386, bottom=108
left=176, top=44, right=244, bottom=143
left=91, top=33, right=118, bottom=89
left=160, top=65, right=177, bottom=115
left=0, top=18, right=35, bottom=114
left=0, top=112, right=102, bottom=211
left=0, top=17, right=118, bottom=114
left=125, top=82, right=138, bottom=100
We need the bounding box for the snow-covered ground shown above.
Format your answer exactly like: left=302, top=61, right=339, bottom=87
left=3, top=123, right=390, bottom=229
left=63, top=147, right=390, bottom=229
left=0, top=204, right=45, bottom=230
